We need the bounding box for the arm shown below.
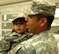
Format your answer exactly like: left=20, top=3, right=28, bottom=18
left=9, top=44, right=36, bottom=54
left=17, top=43, right=57, bottom=54
left=16, top=46, right=36, bottom=54
left=0, top=34, right=11, bottom=54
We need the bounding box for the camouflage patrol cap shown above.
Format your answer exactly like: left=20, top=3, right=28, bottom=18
left=12, top=12, right=27, bottom=24
left=30, top=0, right=56, bottom=16
left=12, top=17, right=26, bottom=24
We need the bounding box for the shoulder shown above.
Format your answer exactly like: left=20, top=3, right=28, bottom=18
left=4, top=31, right=14, bottom=41
left=16, top=45, right=36, bottom=54
left=9, top=43, right=36, bottom=54
left=4, top=31, right=13, bottom=37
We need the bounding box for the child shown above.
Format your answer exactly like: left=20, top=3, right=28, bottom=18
left=0, top=17, right=33, bottom=54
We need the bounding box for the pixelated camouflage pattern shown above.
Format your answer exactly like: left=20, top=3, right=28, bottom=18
left=9, top=30, right=58, bottom=54
left=30, top=0, right=56, bottom=16
left=0, top=31, right=33, bottom=54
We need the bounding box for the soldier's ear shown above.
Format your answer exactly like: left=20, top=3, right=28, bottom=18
left=39, top=18, right=47, bottom=27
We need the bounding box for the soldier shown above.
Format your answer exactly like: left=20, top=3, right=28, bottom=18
left=9, top=0, right=58, bottom=54
left=0, top=17, right=33, bottom=54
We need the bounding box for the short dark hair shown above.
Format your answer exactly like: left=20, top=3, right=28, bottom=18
left=12, top=17, right=27, bottom=24
left=28, top=13, right=54, bottom=30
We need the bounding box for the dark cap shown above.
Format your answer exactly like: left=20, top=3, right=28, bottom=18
left=12, top=17, right=26, bottom=24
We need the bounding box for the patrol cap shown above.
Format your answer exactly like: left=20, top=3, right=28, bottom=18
left=28, top=0, right=56, bottom=16
left=12, top=12, right=26, bottom=24
left=12, top=17, right=27, bottom=24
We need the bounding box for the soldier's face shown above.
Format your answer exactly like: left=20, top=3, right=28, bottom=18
left=25, top=16, right=41, bottom=34
left=13, top=21, right=27, bottom=33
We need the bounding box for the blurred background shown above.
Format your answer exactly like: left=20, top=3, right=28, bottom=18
left=0, top=0, right=59, bottom=53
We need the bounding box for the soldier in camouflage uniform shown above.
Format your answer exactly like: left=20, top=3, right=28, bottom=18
left=0, top=17, right=33, bottom=54
left=9, top=0, right=58, bottom=54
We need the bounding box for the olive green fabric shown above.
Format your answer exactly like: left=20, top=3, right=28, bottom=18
left=9, top=30, right=58, bottom=54
left=0, top=31, right=33, bottom=54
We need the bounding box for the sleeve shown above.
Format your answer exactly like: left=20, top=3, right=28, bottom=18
left=15, top=42, right=54, bottom=54
left=9, top=44, right=36, bottom=54
left=16, top=45, right=49, bottom=54
left=16, top=46, right=36, bottom=54
left=0, top=37, right=10, bottom=54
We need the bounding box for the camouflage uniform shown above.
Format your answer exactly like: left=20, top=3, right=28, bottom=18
left=8, top=0, right=58, bottom=54
left=9, top=30, right=58, bottom=54
left=0, top=31, right=33, bottom=54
